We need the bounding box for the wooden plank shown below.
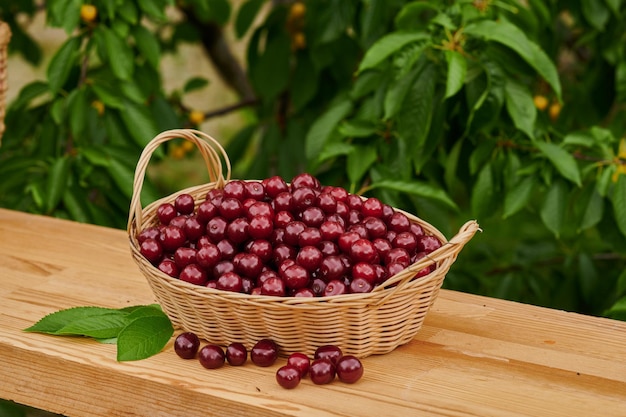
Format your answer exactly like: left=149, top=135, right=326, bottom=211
left=1, top=208, right=625, bottom=416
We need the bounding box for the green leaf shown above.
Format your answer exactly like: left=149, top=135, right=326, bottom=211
left=464, top=20, right=561, bottom=100
left=119, top=99, right=159, bottom=148
left=249, top=31, right=291, bottom=100
left=55, top=312, right=130, bottom=339
left=62, top=186, right=92, bottom=223
left=118, top=1, right=139, bottom=24
left=68, top=88, right=88, bottom=138
left=616, top=61, right=626, bottom=103
left=137, top=0, right=167, bottom=20
left=611, top=174, right=626, bottom=237
left=444, top=50, right=467, bottom=99
left=101, top=27, right=134, bottom=80
left=394, top=2, right=439, bottom=31
left=291, top=54, right=319, bottom=112
left=106, top=158, right=136, bottom=200
left=46, top=156, right=72, bottom=214
left=369, top=180, right=458, bottom=211
left=358, top=32, right=430, bottom=73
left=235, top=0, right=265, bottom=38
left=580, top=188, right=604, bottom=231
left=504, top=78, right=536, bottom=139
left=471, top=162, right=495, bottom=219
left=540, top=180, right=568, bottom=237
left=47, top=36, right=81, bottom=94
left=617, top=269, right=626, bottom=297
left=605, top=295, right=626, bottom=318
left=116, top=315, right=174, bottom=361
left=383, top=59, right=424, bottom=120
left=47, top=0, right=81, bottom=35
left=305, top=99, right=353, bottom=160
left=535, top=141, right=582, bottom=186
left=338, top=120, right=378, bottom=138
left=395, top=63, right=437, bottom=153
left=346, top=145, right=378, bottom=184
left=582, top=0, right=610, bottom=31
left=183, top=77, right=210, bottom=93
left=503, top=176, right=536, bottom=218
left=24, top=307, right=121, bottom=334
left=317, top=142, right=354, bottom=164
left=132, top=25, right=161, bottom=69
left=562, top=131, right=596, bottom=148
left=92, top=84, right=125, bottom=109
left=10, top=81, right=50, bottom=109
left=351, top=71, right=383, bottom=100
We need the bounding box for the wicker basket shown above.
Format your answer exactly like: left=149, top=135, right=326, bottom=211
left=0, top=21, right=10, bottom=144
left=128, top=129, right=480, bottom=358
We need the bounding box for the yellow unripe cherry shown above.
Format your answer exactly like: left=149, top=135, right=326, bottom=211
left=170, top=145, right=186, bottom=160
left=289, top=2, right=306, bottom=21
left=80, top=4, right=98, bottom=23
left=533, top=95, right=549, bottom=111
left=188, top=110, right=205, bottom=125
left=291, top=32, right=306, bottom=50
left=91, top=100, right=105, bottom=116
left=548, top=102, right=561, bottom=121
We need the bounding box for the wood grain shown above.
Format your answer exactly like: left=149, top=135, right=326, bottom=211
left=1, top=208, right=625, bottom=416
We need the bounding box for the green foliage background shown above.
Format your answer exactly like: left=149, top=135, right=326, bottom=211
left=1, top=0, right=626, bottom=320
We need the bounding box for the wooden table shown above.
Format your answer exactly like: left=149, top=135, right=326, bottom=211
left=1, top=208, right=625, bottom=417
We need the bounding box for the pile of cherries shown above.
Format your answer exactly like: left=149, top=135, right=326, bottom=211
left=174, top=332, right=363, bottom=389
left=138, top=173, right=442, bottom=296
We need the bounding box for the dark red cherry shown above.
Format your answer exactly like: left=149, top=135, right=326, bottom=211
left=174, top=332, right=200, bottom=359
left=199, top=344, right=225, bottom=369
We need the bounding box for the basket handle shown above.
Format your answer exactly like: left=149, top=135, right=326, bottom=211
left=372, top=220, right=481, bottom=296
left=127, top=129, right=232, bottom=232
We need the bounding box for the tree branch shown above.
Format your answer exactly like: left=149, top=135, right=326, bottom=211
left=178, top=8, right=256, bottom=101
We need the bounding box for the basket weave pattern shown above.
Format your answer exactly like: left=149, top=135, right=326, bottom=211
left=128, top=129, right=479, bottom=358
left=0, top=21, right=10, bottom=143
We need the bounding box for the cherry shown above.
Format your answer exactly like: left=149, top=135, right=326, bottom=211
left=296, top=246, right=323, bottom=271
left=362, top=197, right=383, bottom=218
left=287, top=352, right=311, bottom=377
left=292, top=187, right=317, bottom=212
left=174, top=193, right=195, bottom=215
left=263, top=175, right=289, bottom=198
left=319, top=220, right=344, bottom=241
left=199, top=344, right=226, bottom=369
left=249, top=215, right=273, bottom=240
left=363, top=216, right=387, bottom=239
left=328, top=186, right=349, bottom=203
left=196, top=201, right=219, bottom=224
left=157, top=203, right=177, bottom=225
left=293, top=287, right=315, bottom=297
left=246, top=239, right=273, bottom=263
left=272, top=191, right=293, bottom=212
left=261, top=276, right=286, bottom=296
left=169, top=215, right=188, bottom=230
left=346, top=209, right=363, bottom=226
left=351, top=262, right=377, bottom=284
left=184, top=216, right=204, bottom=242
left=387, top=212, right=411, bottom=233
left=250, top=339, right=279, bottom=367
left=174, top=332, right=200, bottom=359
left=196, top=243, right=221, bottom=270
left=384, top=247, right=411, bottom=267
left=216, top=239, right=237, bottom=260
left=318, top=255, right=346, bottom=282
left=174, top=247, right=197, bottom=269
left=274, top=210, right=295, bottom=228
left=226, top=217, right=250, bottom=244
left=314, top=345, right=343, bottom=366
left=212, top=260, right=235, bottom=279
left=417, top=235, right=442, bottom=253
left=336, top=355, right=364, bottom=383
left=159, top=225, right=186, bottom=252
left=392, top=231, right=418, bottom=254
left=316, top=193, right=337, bottom=214
left=138, top=226, right=160, bottom=244
left=318, top=240, right=340, bottom=257
left=291, top=173, right=320, bottom=191
left=225, top=342, right=248, bottom=366
left=276, top=365, right=301, bottom=389
left=223, top=180, right=246, bottom=200
left=284, top=221, right=306, bottom=246
left=206, top=216, right=228, bottom=242
left=410, top=222, right=425, bottom=237
left=298, top=227, right=322, bottom=247
left=179, top=264, right=208, bottom=286
left=247, top=201, right=274, bottom=220
left=350, top=277, right=374, bottom=293
left=219, top=197, right=244, bottom=220
left=323, top=279, right=347, bottom=296
left=350, top=238, right=378, bottom=264
left=346, top=194, right=363, bottom=211
left=300, top=206, right=326, bottom=227
left=158, top=258, right=179, bottom=277
left=338, top=231, right=361, bottom=254
left=257, top=269, right=279, bottom=285
left=310, top=278, right=327, bottom=296
left=281, top=264, right=310, bottom=290
left=216, top=271, right=244, bottom=292
left=206, top=189, right=224, bottom=205
left=140, top=238, right=163, bottom=264
left=309, top=358, right=336, bottom=385
left=272, top=243, right=296, bottom=266
left=234, top=253, right=263, bottom=278
left=244, top=181, right=265, bottom=200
